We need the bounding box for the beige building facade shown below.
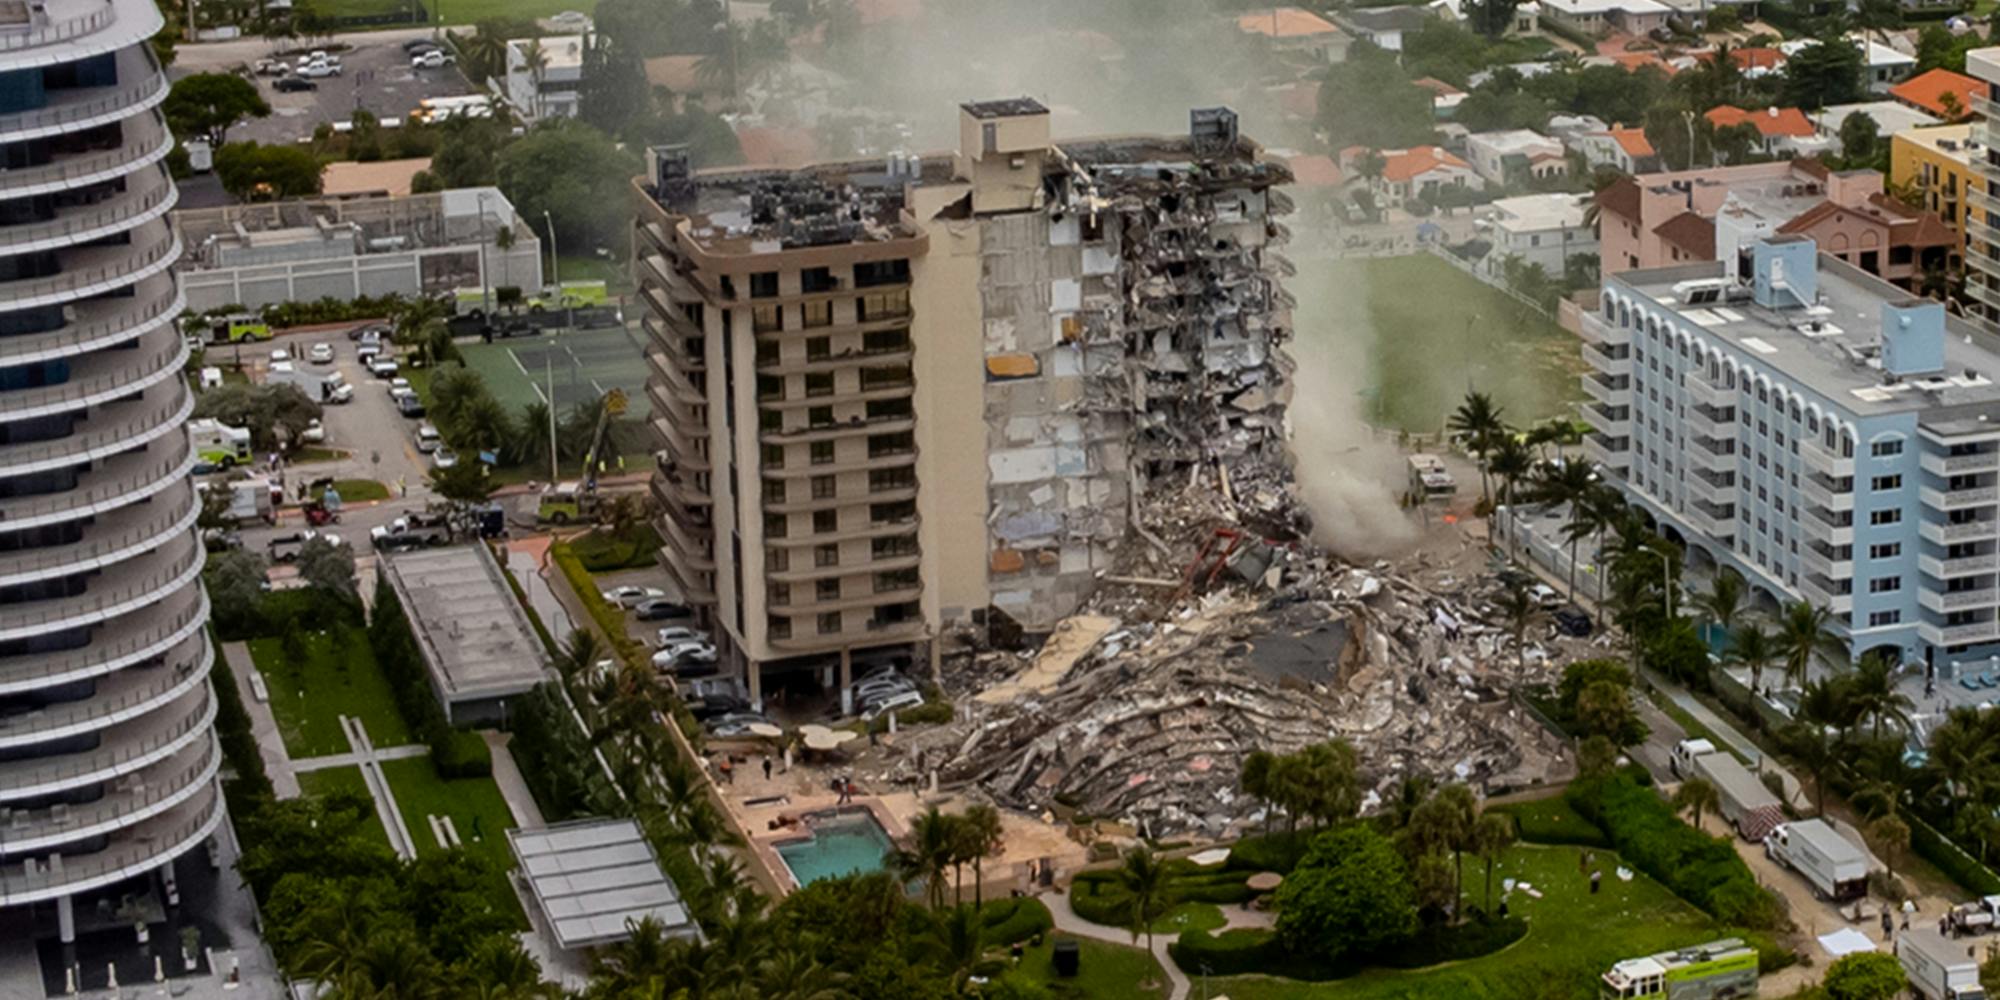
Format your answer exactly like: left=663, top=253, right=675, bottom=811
left=634, top=101, right=1294, bottom=708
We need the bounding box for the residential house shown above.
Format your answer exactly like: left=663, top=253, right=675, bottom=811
left=1705, top=105, right=1831, bottom=157
left=1334, top=5, right=1430, bottom=51
left=1653, top=0, right=1760, bottom=28
left=1477, top=193, right=1599, bottom=280
left=1727, top=46, right=1786, bottom=78
left=1350, top=145, right=1483, bottom=206
left=1574, top=124, right=1659, bottom=173
left=503, top=34, right=588, bottom=121
left=1595, top=159, right=1953, bottom=292
left=1235, top=7, right=1351, bottom=62
left=1546, top=113, right=1611, bottom=145
left=1465, top=129, right=1569, bottom=184
left=1537, top=0, right=1672, bottom=37
left=1892, top=124, right=1981, bottom=238
left=1779, top=36, right=1915, bottom=94
left=1890, top=67, right=1985, bottom=122
left=1428, top=0, right=1540, bottom=33
left=1414, top=77, right=1468, bottom=118
left=1811, top=101, right=1942, bottom=155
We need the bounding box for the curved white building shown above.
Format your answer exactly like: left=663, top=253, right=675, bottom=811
left=0, top=0, right=219, bottom=937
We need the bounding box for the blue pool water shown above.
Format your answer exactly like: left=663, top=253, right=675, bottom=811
left=775, top=813, right=897, bottom=886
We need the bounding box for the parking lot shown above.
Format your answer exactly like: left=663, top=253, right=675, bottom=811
left=171, top=31, right=476, bottom=145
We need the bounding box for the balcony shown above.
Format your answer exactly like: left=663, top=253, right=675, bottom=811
left=1923, top=520, right=1997, bottom=545
left=766, top=486, right=914, bottom=515
left=1923, top=451, right=2000, bottom=477
left=0, top=685, right=212, bottom=802
left=767, top=617, right=927, bottom=654
left=1581, top=404, right=1630, bottom=438
left=767, top=517, right=920, bottom=548
left=0, top=738, right=216, bottom=857
left=0, top=225, right=178, bottom=312
left=0, top=780, right=222, bottom=908
left=765, top=449, right=917, bottom=479
left=0, top=378, right=190, bottom=480
left=1799, top=438, right=1856, bottom=477
left=654, top=514, right=714, bottom=572
left=0, top=67, right=169, bottom=146
left=1684, top=471, right=1736, bottom=505
left=1686, top=437, right=1737, bottom=473
left=1801, top=543, right=1853, bottom=578
left=758, top=344, right=915, bottom=377
left=652, top=419, right=711, bottom=474
left=649, top=473, right=711, bottom=514
left=1683, top=501, right=1736, bottom=538
left=1923, top=484, right=2000, bottom=511
left=1923, top=586, right=2000, bottom=612
left=0, top=165, right=176, bottom=256
left=759, top=380, right=915, bottom=410
left=0, top=330, right=185, bottom=423
left=1924, top=552, right=2000, bottom=579
left=0, top=481, right=195, bottom=589
left=1582, top=341, right=1632, bottom=377
left=766, top=585, right=924, bottom=616
left=0, top=651, right=207, bottom=751
left=760, top=415, right=915, bottom=447
left=1579, top=313, right=1632, bottom=347
left=0, top=119, right=171, bottom=201
left=1799, top=574, right=1854, bottom=614
left=767, top=553, right=919, bottom=586
left=1799, top=475, right=1854, bottom=511
left=0, top=590, right=204, bottom=696
left=1581, top=434, right=1628, bottom=469
left=1580, top=372, right=1631, bottom=406
left=1921, top=619, right=2000, bottom=645
left=645, top=352, right=707, bottom=407
left=0, top=273, right=181, bottom=367
left=1683, top=375, right=1732, bottom=409
left=0, top=433, right=190, bottom=532
left=1685, top=406, right=1734, bottom=440
left=656, top=544, right=717, bottom=606
left=0, top=534, right=201, bottom=644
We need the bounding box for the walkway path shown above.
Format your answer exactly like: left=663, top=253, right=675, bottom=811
left=1037, top=889, right=1189, bottom=1000
left=341, top=716, right=418, bottom=860
left=290, top=743, right=429, bottom=772
left=483, top=730, right=547, bottom=829
left=220, top=641, right=301, bottom=799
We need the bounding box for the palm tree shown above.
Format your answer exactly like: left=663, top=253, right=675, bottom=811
left=1447, top=391, right=1505, bottom=505
left=1117, top=845, right=1171, bottom=951
left=452, top=21, right=510, bottom=84
left=1577, top=484, right=1627, bottom=607
left=932, top=905, right=985, bottom=990
left=1494, top=582, right=1542, bottom=679
left=960, top=804, right=1004, bottom=908
left=518, top=38, right=550, bottom=118
left=1776, top=600, right=1845, bottom=690
left=1695, top=568, right=1745, bottom=639
left=1532, top=459, right=1598, bottom=599
left=1241, top=749, right=1275, bottom=834
left=1671, top=777, right=1721, bottom=831
left=463, top=938, right=555, bottom=1000
left=1487, top=437, right=1534, bottom=555
left=1784, top=717, right=1839, bottom=817
left=1725, top=622, right=1777, bottom=696
left=1471, top=811, right=1516, bottom=917
left=890, top=807, right=959, bottom=910
left=1846, top=648, right=1915, bottom=741
left=1432, top=784, right=1478, bottom=922
left=756, top=948, right=843, bottom=1000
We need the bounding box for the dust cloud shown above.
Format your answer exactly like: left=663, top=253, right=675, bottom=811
left=812, top=0, right=1419, bottom=557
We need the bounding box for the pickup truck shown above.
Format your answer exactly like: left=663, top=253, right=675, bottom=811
left=370, top=513, right=452, bottom=551
left=267, top=529, right=341, bottom=563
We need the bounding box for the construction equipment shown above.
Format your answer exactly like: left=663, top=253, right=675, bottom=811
left=537, top=388, right=626, bottom=524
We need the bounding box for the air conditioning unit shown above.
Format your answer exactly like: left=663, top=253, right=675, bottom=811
left=1673, top=278, right=1731, bottom=305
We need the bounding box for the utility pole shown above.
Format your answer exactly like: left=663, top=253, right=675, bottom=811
left=546, top=352, right=558, bottom=484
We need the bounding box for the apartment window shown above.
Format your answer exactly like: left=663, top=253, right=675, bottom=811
left=854, top=259, right=911, bottom=287
left=756, top=374, right=784, bottom=401
left=808, top=406, right=834, bottom=428
left=1868, top=542, right=1901, bottom=559
left=861, top=365, right=913, bottom=390
left=759, top=410, right=783, bottom=432
left=764, top=479, right=785, bottom=503
left=768, top=616, right=791, bottom=640
left=749, top=271, right=780, bottom=298
left=1869, top=509, right=1903, bottom=526
left=815, top=611, right=842, bottom=635
left=1872, top=439, right=1904, bottom=457
left=811, top=474, right=837, bottom=500
left=814, top=544, right=839, bottom=567
left=769, top=549, right=789, bottom=572
left=769, top=582, right=790, bottom=605
left=763, top=513, right=787, bottom=538
left=870, top=467, right=915, bottom=492
left=869, top=431, right=915, bottom=457
left=816, top=578, right=841, bottom=601
left=720, top=275, right=737, bottom=299
left=801, top=266, right=836, bottom=293
left=802, top=300, right=832, bottom=328
left=1868, top=610, right=1901, bottom=627
left=864, top=328, right=911, bottom=354
left=1872, top=475, right=1902, bottom=491
left=981, top=123, right=997, bottom=153
left=859, top=289, right=911, bottom=321
left=805, top=372, right=835, bottom=397
left=872, top=534, right=918, bottom=558
left=755, top=340, right=779, bottom=366
left=811, top=441, right=836, bottom=465
left=813, top=510, right=838, bottom=534
left=871, top=500, right=916, bottom=524
left=761, top=444, right=785, bottom=469
left=1869, top=576, right=1902, bottom=594
left=753, top=304, right=783, bottom=334
left=807, top=336, right=832, bottom=361
left=868, top=397, right=913, bottom=420
left=875, top=567, right=919, bottom=592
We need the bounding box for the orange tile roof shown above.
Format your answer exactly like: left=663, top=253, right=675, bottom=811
left=1605, top=125, right=1654, bottom=158
left=1380, top=145, right=1470, bottom=183
left=1285, top=153, right=1342, bottom=188
left=1236, top=6, right=1342, bottom=37
left=1705, top=105, right=1815, bottom=139
left=1611, top=51, right=1678, bottom=76
left=1412, top=76, right=1464, bottom=97
left=1889, top=67, right=1984, bottom=119
left=1728, top=47, right=1786, bottom=72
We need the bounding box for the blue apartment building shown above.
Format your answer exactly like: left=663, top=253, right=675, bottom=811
left=1587, top=234, right=2000, bottom=673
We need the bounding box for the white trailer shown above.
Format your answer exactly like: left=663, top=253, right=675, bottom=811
left=1765, top=819, right=1869, bottom=901
left=1899, top=928, right=1987, bottom=1000
left=266, top=361, right=353, bottom=404
left=1672, top=740, right=1784, bottom=841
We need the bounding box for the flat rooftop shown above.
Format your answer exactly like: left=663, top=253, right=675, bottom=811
left=1615, top=255, right=2000, bottom=421
left=1483, top=192, right=1590, bottom=231
left=1895, top=123, right=1981, bottom=165
left=961, top=97, right=1048, bottom=119
left=380, top=545, right=547, bottom=706
left=509, top=819, right=699, bottom=950
left=1810, top=101, right=1940, bottom=138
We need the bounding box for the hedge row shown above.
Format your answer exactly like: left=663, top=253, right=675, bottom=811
left=212, top=586, right=358, bottom=643
left=550, top=542, right=644, bottom=666
left=1225, top=831, right=1312, bottom=874
left=369, top=576, right=491, bottom=779
left=982, top=898, right=1054, bottom=945
left=1488, top=797, right=1611, bottom=849
left=207, top=626, right=275, bottom=806
left=1566, top=774, right=1782, bottom=929
left=1168, top=916, right=1528, bottom=980
left=1909, top=812, right=2000, bottom=895
left=508, top=684, right=615, bottom=822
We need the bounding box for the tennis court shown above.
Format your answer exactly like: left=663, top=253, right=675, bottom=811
left=457, top=325, right=652, bottom=418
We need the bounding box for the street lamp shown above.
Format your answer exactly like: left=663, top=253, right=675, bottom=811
left=1633, top=546, right=1674, bottom=619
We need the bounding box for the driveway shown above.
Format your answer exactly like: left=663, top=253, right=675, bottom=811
left=171, top=30, right=476, bottom=145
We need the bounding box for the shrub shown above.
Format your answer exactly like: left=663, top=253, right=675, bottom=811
left=981, top=898, right=1054, bottom=945
left=1227, top=831, right=1312, bottom=874
left=551, top=542, right=644, bottom=666
left=1489, top=797, right=1609, bottom=848
left=571, top=524, right=664, bottom=572
left=1567, top=774, right=1782, bottom=929
left=1380, top=914, right=1528, bottom=968
left=1068, top=875, right=1134, bottom=928
left=1168, top=928, right=1291, bottom=977
left=207, top=627, right=274, bottom=804
left=1908, top=812, right=2000, bottom=895
left=431, top=728, right=492, bottom=779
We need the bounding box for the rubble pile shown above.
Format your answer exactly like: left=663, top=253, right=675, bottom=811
left=923, top=509, right=1574, bottom=837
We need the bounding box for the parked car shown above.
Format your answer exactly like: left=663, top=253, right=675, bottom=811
left=295, top=60, right=340, bottom=78
left=366, top=355, right=399, bottom=378
left=650, top=640, right=715, bottom=671
left=861, top=690, right=925, bottom=721
left=411, top=49, right=455, bottom=68
left=415, top=423, right=441, bottom=453
left=253, top=58, right=288, bottom=75
left=431, top=448, right=458, bottom=470
left=402, top=37, right=444, bottom=52
left=671, top=652, right=721, bottom=679
left=268, top=347, right=289, bottom=364
left=654, top=626, right=704, bottom=647
left=1552, top=605, right=1592, bottom=637
left=347, top=322, right=392, bottom=341
left=604, top=585, right=669, bottom=608
left=299, top=419, right=325, bottom=445
left=272, top=75, right=317, bottom=92
left=634, top=598, right=694, bottom=621
left=308, top=342, right=334, bottom=364
left=705, top=710, right=769, bottom=736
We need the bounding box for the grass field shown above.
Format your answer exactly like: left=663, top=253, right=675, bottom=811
left=310, top=0, right=597, bottom=26
left=250, top=631, right=413, bottom=758
left=456, top=324, right=651, bottom=416
left=379, top=756, right=517, bottom=862
left=332, top=478, right=390, bottom=502
left=1298, top=255, right=1586, bottom=435
left=1010, top=935, right=1173, bottom=1000
left=296, top=766, right=391, bottom=849
left=1213, top=844, right=1735, bottom=1000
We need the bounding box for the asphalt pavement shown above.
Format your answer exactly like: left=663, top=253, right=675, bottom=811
left=170, top=28, right=476, bottom=145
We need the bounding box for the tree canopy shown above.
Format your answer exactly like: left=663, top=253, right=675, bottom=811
left=164, top=73, right=270, bottom=146
left=495, top=120, right=641, bottom=256
left=1821, top=951, right=1907, bottom=1000
left=1780, top=39, right=1865, bottom=109
left=1274, top=825, right=1420, bottom=961
left=1316, top=43, right=1436, bottom=151
left=214, top=142, right=323, bottom=201
left=193, top=383, right=321, bottom=451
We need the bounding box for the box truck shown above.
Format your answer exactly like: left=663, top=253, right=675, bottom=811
left=1765, top=819, right=1869, bottom=901
left=1899, top=928, right=1986, bottom=1000
left=1671, top=739, right=1784, bottom=841
left=266, top=361, right=353, bottom=404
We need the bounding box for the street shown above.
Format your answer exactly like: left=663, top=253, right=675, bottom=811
left=170, top=28, right=476, bottom=144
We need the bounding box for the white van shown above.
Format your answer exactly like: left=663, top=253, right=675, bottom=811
left=415, top=423, right=442, bottom=453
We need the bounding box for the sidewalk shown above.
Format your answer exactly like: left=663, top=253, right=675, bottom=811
left=483, top=730, right=547, bottom=830
left=220, top=641, right=301, bottom=799
left=290, top=743, right=428, bottom=772
left=1037, top=889, right=1189, bottom=1000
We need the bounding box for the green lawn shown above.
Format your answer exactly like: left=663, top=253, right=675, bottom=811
left=331, top=478, right=391, bottom=502
left=1213, top=844, right=1735, bottom=1000
left=1007, top=935, right=1173, bottom=1000
left=249, top=631, right=413, bottom=758
left=1299, top=255, right=1586, bottom=435
left=296, top=765, right=391, bottom=850
left=379, top=756, right=518, bottom=862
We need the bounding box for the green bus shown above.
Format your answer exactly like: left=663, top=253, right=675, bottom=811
left=197, top=313, right=272, bottom=344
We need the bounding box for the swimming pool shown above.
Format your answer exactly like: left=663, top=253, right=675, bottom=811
left=775, top=811, right=898, bottom=887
